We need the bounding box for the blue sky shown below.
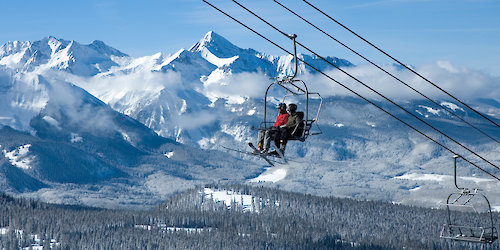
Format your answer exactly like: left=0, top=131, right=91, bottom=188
left=1, top=0, right=499, bottom=75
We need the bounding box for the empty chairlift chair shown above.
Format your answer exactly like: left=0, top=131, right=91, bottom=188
left=440, top=155, right=498, bottom=244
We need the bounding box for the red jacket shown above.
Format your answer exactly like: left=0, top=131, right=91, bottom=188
left=273, top=113, right=289, bottom=127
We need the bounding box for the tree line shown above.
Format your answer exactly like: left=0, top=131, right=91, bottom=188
left=0, top=185, right=498, bottom=249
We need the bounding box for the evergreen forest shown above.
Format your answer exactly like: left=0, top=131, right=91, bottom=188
left=0, top=184, right=498, bottom=249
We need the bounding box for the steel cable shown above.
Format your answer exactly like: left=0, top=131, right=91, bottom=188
left=273, top=0, right=500, bottom=145
left=302, top=0, right=500, bottom=129
left=230, top=0, right=500, bottom=172
left=201, top=0, right=500, bottom=181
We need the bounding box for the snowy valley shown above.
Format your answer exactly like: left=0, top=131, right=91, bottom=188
left=0, top=31, right=499, bottom=213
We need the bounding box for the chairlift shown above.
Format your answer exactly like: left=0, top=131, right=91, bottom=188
left=260, top=34, right=323, bottom=144
left=440, top=155, right=498, bottom=244
left=225, top=34, right=322, bottom=166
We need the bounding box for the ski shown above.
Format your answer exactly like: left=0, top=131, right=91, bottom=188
left=221, top=145, right=275, bottom=166
left=275, top=148, right=287, bottom=164
left=247, top=142, right=276, bottom=166
left=247, top=142, right=260, bottom=154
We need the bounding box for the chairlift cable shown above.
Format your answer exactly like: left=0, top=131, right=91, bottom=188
left=273, top=0, right=500, bottom=145
left=302, top=0, right=500, bottom=129
left=201, top=0, right=500, bottom=182
left=230, top=0, right=500, bottom=172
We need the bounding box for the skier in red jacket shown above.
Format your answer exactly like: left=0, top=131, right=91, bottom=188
left=254, top=103, right=289, bottom=153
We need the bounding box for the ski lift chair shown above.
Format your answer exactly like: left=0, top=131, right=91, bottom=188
left=260, top=34, right=322, bottom=151
left=251, top=34, right=322, bottom=163
left=261, top=80, right=323, bottom=150
left=440, top=155, right=498, bottom=244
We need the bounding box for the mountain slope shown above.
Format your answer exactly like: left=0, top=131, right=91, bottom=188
left=0, top=67, right=262, bottom=208
left=1, top=32, right=499, bottom=210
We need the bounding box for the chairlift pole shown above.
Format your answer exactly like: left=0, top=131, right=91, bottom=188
left=286, top=34, right=309, bottom=124
left=264, top=34, right=303, bottom=128
left=262, top=34, right=322, bottom=139
left=288, top=34, right=298, bottom=81
left=453, top=155, right=463, bottom=191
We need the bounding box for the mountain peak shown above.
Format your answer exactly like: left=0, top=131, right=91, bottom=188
left=40, top=36, right=58, bottom=44
left=201, top=31, right=225, bottom=44
left=189, top=31, right=242, bottom=58
left=89, top=40, right=128, bottom=57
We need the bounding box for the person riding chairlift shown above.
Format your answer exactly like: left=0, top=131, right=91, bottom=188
left=254, top=103, right=289, bottom=154
left=270, top=103, right=304, bottom=156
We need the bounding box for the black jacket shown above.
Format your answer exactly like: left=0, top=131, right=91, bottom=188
left=284, top=112, right=304, bottom=136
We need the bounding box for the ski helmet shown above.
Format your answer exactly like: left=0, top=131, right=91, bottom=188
left=276, top=103, right=287, bottom=110
left=287, top=103, right=297, bottom=113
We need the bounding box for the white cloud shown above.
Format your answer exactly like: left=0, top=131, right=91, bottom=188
left=195, top=61, right=500, bottom=104
left=70, top=70, right=182, bottom=107
left=176, top=111, right=218, bottom=130
left=203, top=71, right=270, bottom=102
left=300, top=61, right=500, bottom=101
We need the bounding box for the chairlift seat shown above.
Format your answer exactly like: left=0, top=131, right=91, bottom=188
left=441, top=224, right=498, bottom=244
left=440, top=190, right=498, bottom=244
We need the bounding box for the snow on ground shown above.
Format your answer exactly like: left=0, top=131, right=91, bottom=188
left=395, top=173, right=495, bottom=184
left=199, top=48, right=238, bottom=68
left=119, top=130, right=132, bottom=144
left=134, top=224, right=212, bottom=233
left=164, top=226, right=210, bottom=233
left=42, top=116, right=61, bottom=130
left=197, top=136, right=216, bottom=149
left=2, top=144, right=34, bottom=169
left=220, top=124, right=247, bottom=142
left=440, top=101, right=464, bottom=112
left=366, top=122, right=376, bottom=128
left=418, top=105, right=441, bottom=116
left=493, top=206, right=500, bottom=212
left=203, top=187, right=256, bottom=212
left=70, top=132, right=83, bottom=143
left=249, top=166, right=287, bottom=183
left=0, top=227, right=60, bottom=249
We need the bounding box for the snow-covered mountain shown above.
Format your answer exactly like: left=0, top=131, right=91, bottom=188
left=0, top=36, right=128, bottom=76
left=0, top=32, right=499, bottom=210
left=0, top=65, right=261, bottom=208
left=70, top=31, right=354, bottom=143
